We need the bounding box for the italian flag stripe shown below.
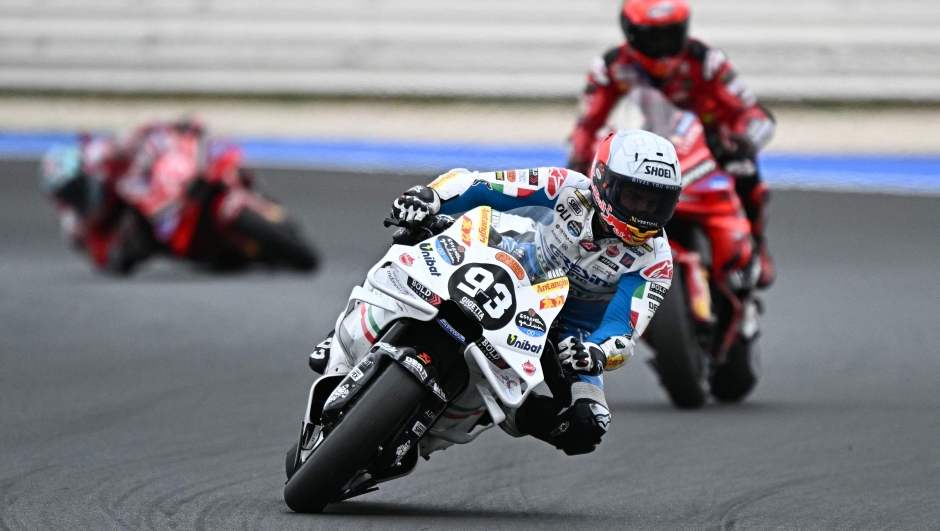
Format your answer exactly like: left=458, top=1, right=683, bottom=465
left=359, top=304, right=380, bottom=343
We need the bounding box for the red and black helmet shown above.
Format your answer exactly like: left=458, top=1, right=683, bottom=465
left=621, top=0, right=691, bottom=78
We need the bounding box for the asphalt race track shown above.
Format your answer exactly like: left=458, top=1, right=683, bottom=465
left=2, top=159, right=939, bottom=530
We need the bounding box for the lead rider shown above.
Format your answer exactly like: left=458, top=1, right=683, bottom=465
left=368, top=130, right=681, bottom=455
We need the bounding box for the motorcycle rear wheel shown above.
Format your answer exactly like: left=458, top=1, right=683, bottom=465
left=232, top=209, right=319, bottom=271
left=283, top=362, right=425, bottom=513
left=644, top=266, right=709, bottom=409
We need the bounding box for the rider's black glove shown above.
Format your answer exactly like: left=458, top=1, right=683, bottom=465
left=390, top=185, right=441, bottom=223
left=557, top=337, right=607, bottom=377
left=706, top=132, right=758, bottom=179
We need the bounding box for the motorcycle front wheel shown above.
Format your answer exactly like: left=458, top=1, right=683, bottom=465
left=283, top=362, right=426, bottom=513
left=709, top=335, right=759, bottom=403
left=644, top=265, right=709, bottom=409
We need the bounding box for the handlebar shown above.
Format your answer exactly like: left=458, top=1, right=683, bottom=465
left=384, top=214, right=448, bottom=246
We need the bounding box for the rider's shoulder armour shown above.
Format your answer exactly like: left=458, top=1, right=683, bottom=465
left=687, top=38, right=709, bottom=62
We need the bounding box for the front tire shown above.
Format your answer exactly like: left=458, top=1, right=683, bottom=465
left=644, top=266, right=708, bottom=409
left=283, top=362, right=426, bottom=513
left=709, top=335, right=759, bottom=403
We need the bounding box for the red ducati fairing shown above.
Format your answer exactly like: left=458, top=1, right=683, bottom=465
left=107, top=122, right=318, bottom=271
left=587, top=88, right=761, bottom=407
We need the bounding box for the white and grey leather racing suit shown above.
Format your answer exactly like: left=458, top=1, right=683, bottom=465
left=426, top=166, right=673, bottom=453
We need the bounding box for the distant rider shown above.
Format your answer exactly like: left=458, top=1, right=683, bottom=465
left=39, top=120, right=205, bottom=274
left=312, top=130, right=681, bottom=456
left=568, top=0, right=776, bottom=287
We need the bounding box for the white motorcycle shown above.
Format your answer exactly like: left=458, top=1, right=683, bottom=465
left=284, top=205, right=571, bottom=513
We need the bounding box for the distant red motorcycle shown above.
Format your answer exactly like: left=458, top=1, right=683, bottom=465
left=108, top=123, right=319, bottom=272
left=592, top=89, right=762, bottom=408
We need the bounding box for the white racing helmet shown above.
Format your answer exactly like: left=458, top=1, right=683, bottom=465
left=589, top=130, right=682, bottom=245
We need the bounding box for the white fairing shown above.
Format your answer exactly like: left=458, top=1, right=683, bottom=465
left=321, top=206, right=568, bottom=442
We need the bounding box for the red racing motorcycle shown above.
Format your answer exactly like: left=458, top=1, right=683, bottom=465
left=595, top=89, right=762, bottom=408
left=111, top=124, right=319, bottom=272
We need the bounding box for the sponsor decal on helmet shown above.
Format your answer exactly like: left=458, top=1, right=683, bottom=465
left=515, top=309, right=547, bottom=337
left=566, top=220, right=583, bottom=237
left=522, top=360, right=537, bottom=376
left=460, top=216, right=473, bottom=246
left=642, top=260, right=674, bottom=280
left=506, top=333, right=542, bottom=354
left=534, top=277, right=569, bottom=294
left=539, top=295, right=565, bottom=309
left=399, top=253, right=415, bottom=266
left=418, top=243, right=443, bottom=277
left=495, top=252, right=526, bottom=280
left=435, top=235, right=466, bottom=265
left=643, top=164, right=674, bottom=179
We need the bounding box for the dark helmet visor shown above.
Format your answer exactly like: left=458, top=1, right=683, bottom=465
left=605, top=170, right=681, bottom=228
left=624, top=20, right=689, bottom=59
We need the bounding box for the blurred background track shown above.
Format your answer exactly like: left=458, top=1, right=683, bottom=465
left=2, top=0, right=940, bottom=100
left=2, top=159, right=939, bottom=530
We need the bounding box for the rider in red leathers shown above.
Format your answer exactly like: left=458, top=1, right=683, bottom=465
left=40, top=121, right=204, bottom=273
left=568, top=0, right=776, bottom=287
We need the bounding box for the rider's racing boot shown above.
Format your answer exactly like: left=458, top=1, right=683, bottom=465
left=741, top=181, right=775, bottom=289
left=514, top=394, right=611, bottom=456
left=308, top=331, right=334, bottom=374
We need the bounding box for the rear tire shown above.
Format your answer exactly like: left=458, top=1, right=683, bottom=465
left=644, top=267, right=708, bottom=409
left=709, top=336, right=759, bottom=403
left=283, top=362, right=426, bottom=513
left=233, top=209, right=319, bottom=271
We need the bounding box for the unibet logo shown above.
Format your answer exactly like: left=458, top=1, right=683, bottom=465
left=418, top=243, right=442, bottom=277
left=506, top=334, right=543, bottom=354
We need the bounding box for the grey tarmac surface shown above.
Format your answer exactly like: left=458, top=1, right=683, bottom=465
left=1, top=159, right=939, bottom=530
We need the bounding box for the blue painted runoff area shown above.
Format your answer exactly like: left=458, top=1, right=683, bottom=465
left=2, top=130, right=939, bottom=195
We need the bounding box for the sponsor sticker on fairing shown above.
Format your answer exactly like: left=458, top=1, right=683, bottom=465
left=495, top=252, right=526, bottom=280
left=412, top=421, right=427, bottom=437
left=435, top=235, right=466, bottom=265
left=460, top=216, right=473, bottom=246
left=534, top=277, right=569, bottom=294
left=539, top=295, right=565, bottom=309
left=515, top=309, right=547, bottom=337
left=477, top=206, right=491, bottom=244
left=403, top=356, right=428, bottom=380
left=418, top=243, right=442, bottom=277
